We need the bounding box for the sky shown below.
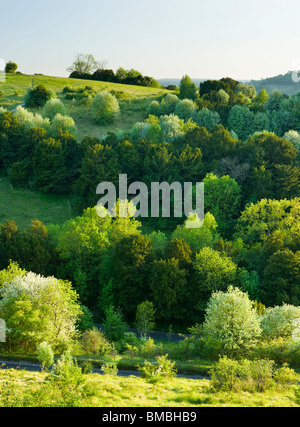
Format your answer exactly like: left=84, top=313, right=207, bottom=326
left=1, top=0, right=300, bottom=81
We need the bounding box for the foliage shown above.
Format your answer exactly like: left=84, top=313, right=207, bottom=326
left=50, top=114, right=77, bottom=137
left=137, top=354, right=177, bottom=384
left=24, top=84, right=55, bottom=108
left=0, top=271, right=83, bottom=352
left=260, top=305, right=300, bottom=341
left=91, top=91, right=120, bottom=125
left=43, top=99, right=68, bottom=121
left=5, top=61, right=18, bottom=74
left=179, top=75, right=198, bottom=101
left=135, top=301, right=156, bottom=338
left=209, top=357, right=276, bottom=392
left=36, top=342, right=55, bottom=370
left=102, top=306, right=128, bottom=342
left=80, top=328, right=112, bottom=356
left=202, top=286, right=262, bottom=357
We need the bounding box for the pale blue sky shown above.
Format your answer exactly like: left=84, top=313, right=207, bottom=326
left=1, top=0, right=300, bottom=80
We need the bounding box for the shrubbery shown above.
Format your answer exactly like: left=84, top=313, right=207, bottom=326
left=209, top=357, right=299, bottom=393
left=24, top=84, right=56, bottom=108
left=91, top=91, right=120, bottom=125
left=43, top=99, right=68, bottom=121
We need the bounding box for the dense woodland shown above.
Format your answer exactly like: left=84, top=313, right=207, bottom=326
left=0, top=74, right=299, bottom=334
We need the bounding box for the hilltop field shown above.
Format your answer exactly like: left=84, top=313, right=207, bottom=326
left=0, top=73, right=168, bottom=228
left=0, top=73, right=168, bottom=141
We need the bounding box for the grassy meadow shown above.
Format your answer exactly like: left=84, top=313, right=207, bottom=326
left=0, top=368, right=298, bottom=407
left=0, top=177, right=74, bottom=229
left=0, top=73, right=168, bottom=141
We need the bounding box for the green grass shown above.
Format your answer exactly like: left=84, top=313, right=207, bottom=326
left=0, top=177, right=74, bottom=229
left=0, top=73, right=168, bottom=141
left=0, top=368, right=298, bottom=407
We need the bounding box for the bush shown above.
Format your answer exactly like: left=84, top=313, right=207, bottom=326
left=91, top=90, right=120, bottom=125
left=250, top=338, right=300, bottom=366
left=160, top=93, right=179, bottom=115
left=42, top=350, right=89, bottom=407
left=260, top=304, right=300, bottom=341
left=273, top=363, right=300, bottom=389
left=137, top=354, right=177, bottom=384
left=209, top=357, right=275, bottom=392
left=101, top=362, right=118, bottom=376
left=9, top=160, right=31, bottom=187
left=135, top=301, right=156, bottom=338
left=36, top=342, right=54, bottom=370
left=14, top=105, right=50, bottom=132
left=139, top=337, right=162, bottom=358
left=50, top=113, right=77, bottom=137
left=62, top=86, right=75, bottom=94
left=24, top=84, right=56, bottom=108
left=175, top=99, right=196, bottom=121
left=102, top=306, right=127, bottom=342
left=43, top=99, right=68, bottom=121
left=80, top=328, right=112, bottom=356
left=148, top=100, right=161, bottom=116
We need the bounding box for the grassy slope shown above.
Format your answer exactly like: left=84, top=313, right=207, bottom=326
left=0, top=73, right=168, bottom=141
left=0, top=177, right=74, bottom=230
left=0, top=74, right=169, bottom=227
left=0, top=369, right=298, bottom=407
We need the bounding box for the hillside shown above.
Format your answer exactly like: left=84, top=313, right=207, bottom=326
left=0, top=74, right=168, bottom=141
left=249, top=71, right=300, bottom=95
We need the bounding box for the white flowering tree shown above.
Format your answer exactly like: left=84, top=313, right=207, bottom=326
left=0, top=272, right=83, bottom=352
left=260, top=304, right=300, bottom=341
left=202, top=286, right=262, bottom=357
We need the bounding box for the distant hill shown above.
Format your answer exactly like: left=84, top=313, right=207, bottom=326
left=249, top=71, right=300, bottom=95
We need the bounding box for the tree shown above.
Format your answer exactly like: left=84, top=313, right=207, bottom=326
left=135, top=301, right=156, bottom=338
left=109, top=234, right=154, bottom=319
left=193, top=108, right=221, bottom=132
left=164, top=238, right=192, bottom=270
left=228, top=105, right=254, bottom=140
left=235, top=198, right=300, bottom=247
left=67, top=54, right=106, bottom=75
left=0, top=220, right=59, bottom=277
left=172, top=212, right=219, bottom=253
left=203, top=173, right=241, bottom=237
left=191, top=247, right=239, bottom=316
left=91, top=91, right=120, bottom=125
left=262, top=249, right=300, bottom=306
left=5, top=61, right=18, bottom=74
left=0, top=271, right=82, bottom=352
left=260, top=304, right=300, bottom=341
left=0, top=260, right=26, bottom=289
left=202, top=286, right=262, bottom=357
left=179, top=75, right=198, bottom=100
left=33, top=138, right=69, bottom=192
left=149, top=258, right=187, bottom=322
